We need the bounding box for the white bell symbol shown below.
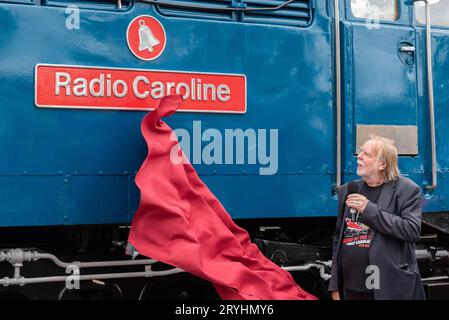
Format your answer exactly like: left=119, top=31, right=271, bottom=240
left=138, top=20, right=160, bottom=53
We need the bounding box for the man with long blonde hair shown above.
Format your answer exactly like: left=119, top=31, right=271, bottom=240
left=329, top=135, right=425, bottom=300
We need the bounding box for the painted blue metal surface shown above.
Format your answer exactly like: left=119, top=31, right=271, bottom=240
left=413, top=20, right=449, bottom=212
left=0, top=0, right=447, bottom=227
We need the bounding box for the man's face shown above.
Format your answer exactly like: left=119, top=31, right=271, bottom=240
left=357, top=140, right=385, bottom=180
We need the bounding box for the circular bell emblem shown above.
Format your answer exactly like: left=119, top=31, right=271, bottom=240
left=127, top=15, right=166, bottom=61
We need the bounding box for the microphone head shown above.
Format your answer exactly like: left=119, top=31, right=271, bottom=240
left=348, top=181, right=359, bottom=194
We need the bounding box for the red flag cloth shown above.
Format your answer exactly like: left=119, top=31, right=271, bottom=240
left=128, top=95, right=317, bottom=300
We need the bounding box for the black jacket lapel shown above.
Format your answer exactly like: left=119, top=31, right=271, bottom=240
left=376, top=180, right=397, bottom=212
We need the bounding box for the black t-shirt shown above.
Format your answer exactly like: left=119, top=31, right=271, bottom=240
left=341, top=182, right=384, bottom=293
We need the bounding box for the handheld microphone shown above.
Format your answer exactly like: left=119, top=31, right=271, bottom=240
left=347, top=181, right=359, bottom=222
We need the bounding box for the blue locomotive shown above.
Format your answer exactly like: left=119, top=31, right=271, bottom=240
left=1, top=0, right=448, bottom=299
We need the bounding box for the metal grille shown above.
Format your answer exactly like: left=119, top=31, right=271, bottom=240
left=156, top=0, right=235, bottom=22
left=242, top=0, right=312, bottom=27
left=155, top=0, right=313, bottom=27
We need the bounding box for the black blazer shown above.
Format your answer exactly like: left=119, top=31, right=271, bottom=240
left=328, top=176, right=426, bottom=300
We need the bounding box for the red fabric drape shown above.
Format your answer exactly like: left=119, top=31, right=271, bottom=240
left=128, top=95, right=317, bottom=300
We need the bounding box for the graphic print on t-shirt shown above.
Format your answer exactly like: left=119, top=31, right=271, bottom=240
left=343, top=218, right=372, bottom=248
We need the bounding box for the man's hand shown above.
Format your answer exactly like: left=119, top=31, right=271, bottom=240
left=331, top=291, right=340, bottom=300
left=346, top=194, right=369, bottom=213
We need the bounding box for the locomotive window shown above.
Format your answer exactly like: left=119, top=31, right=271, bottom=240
left=414, top=1, right=449, bottom=27
left=350, top=0, right=398, bottom=21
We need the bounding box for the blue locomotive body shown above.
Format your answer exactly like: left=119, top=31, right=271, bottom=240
left=1, top=0, right=449, bottom=300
